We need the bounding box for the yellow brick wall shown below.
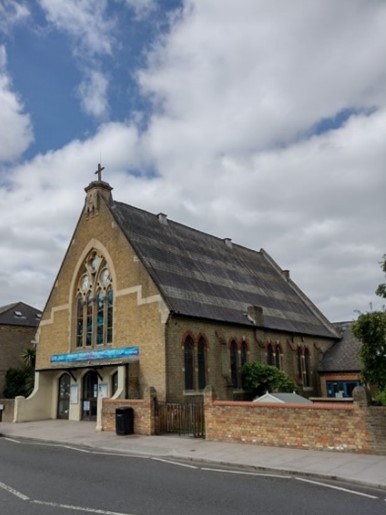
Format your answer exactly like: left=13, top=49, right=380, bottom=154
left=36, top=194, right=168, bottom=399
left=165, top=318, right=334, bottom=402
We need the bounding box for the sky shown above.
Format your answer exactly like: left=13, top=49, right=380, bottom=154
left=0, top=0, right=385, bottom=323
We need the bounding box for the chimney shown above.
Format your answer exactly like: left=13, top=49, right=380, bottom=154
left=157, top=213, right=168, bottom=225
left=224, top=238, right=232, bottom=249
left=246, top=305, right=264, bottom=326
left=282, top=270, right=290, bottom=280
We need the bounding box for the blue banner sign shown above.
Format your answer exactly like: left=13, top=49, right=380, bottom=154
left=50, top=346, right=139, bottom=364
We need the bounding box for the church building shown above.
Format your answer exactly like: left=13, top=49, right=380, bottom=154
left=17, top=168, right=338, bottom=422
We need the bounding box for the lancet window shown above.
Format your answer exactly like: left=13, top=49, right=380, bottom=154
left=75, top=251, right=113, bottom=347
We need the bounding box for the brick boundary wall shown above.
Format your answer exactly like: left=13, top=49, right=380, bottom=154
left=100, top=385, right=386, bottom=454
left=0, top=399, right=15, bottom=423
left=203, top=386, right=386, bottom=454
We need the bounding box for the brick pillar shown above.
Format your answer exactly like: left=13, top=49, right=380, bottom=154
left=352, top=385, right=370, bottom=408
left=144, top=386, right=157, bottom=435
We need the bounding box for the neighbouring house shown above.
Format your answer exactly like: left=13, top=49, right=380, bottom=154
left=318, top=321, right=362, bottom=398
left=0, top=302, right=42, bottom=396
left=15, top=169, right=340, bottom=424
left=253, top=392, right=313, bottom=404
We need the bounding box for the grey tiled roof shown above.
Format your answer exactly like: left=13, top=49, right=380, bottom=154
left=111, top=201, right=338, bottom=339
left=318, top=321, right=362, bottom=372
left=0, top=302, right=42, bottom=327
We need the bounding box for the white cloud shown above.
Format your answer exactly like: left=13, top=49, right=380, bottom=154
left=0, top=46, right=33, bottom=161
left=38, top=0, right=114, bottom=57
left=0, top=0, right=30, bottom=33
left=1, top=0, right=386, bottom=324
left=123, top=0, right=156, bottom=19
left=78, top=69, right=109, bottom=118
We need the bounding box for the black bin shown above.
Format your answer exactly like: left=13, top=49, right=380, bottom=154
left=115, top=407, right=134, bottom=435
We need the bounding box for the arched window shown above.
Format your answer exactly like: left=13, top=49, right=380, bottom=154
left=184, top=336, right=194, bottom=390
left=297, top=347, right=302, bottom=381
left=240, top=341, right=248, bottom=368
left=304, top=348, right=311, bottom=387
left=267, top=344, right=274, bottom=366
left=230, top=341, right=238, bottom=388
left=76, top=295, right=84, bottom=347
left=275, top=344, right=281, bottom=369
left=197, top=337, right=206, bottom=390
left=75, top=251, right=113, bottom=348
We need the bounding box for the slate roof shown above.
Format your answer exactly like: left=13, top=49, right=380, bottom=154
left=318, top=321, right=362, bottom=372
left=111, top=201, right=338, bottom=339
left=0, top=302, right=42, bottom=328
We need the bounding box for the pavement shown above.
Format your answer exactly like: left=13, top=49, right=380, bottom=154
left=1, top=419, right=386, bottom=491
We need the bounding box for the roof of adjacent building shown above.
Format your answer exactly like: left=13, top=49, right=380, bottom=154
left=110, top=200, right=338, bottom=339
left=318, top=321, right=362, bottom=372
left=0, top=302, right=42, bottom=328
left=253, top=392, right=313, bottom=404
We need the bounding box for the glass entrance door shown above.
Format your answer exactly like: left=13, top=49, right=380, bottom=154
left=82, top=370, right=98, bottom=420
left=57, top=374, right=70, bottom=419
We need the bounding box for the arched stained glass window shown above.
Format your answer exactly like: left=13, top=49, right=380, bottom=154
left=76, top=295, right=84, bottom=347
left=75, top=251, right=113, bottom=348
left=107, top=287, right=113, bottom=343
left=96, top=290, right=105, bottom=345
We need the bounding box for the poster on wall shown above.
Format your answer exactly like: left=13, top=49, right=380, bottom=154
left=70, top=384, right=78, bottom=404
left=98, top=383, right=108, bottom=398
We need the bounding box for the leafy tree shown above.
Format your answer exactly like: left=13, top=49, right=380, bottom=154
left=241, top=361, right=297, bottom=398
left=3, top=368, right=29, bottom=398
left=2, top=347, right=36, bottom=398
left=352, top=255, right=386, bottom=391
left=21, top=347, right=36, bottom=396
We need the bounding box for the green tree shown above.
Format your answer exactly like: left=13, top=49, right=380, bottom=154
left=352, top=255, right=386, bottom=391
left=241, top=361, right=297, bottom=398
left=3, top=368, right=29, bottom=398
left=21, top=347, right=36, bottom=396
left=2, top=347, right=36, bottom=398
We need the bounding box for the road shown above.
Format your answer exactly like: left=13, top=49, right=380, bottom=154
left=0, top=437, right=385, bottom=514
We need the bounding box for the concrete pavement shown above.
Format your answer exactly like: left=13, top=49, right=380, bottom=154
left=1, top=419, right=386, bottom=490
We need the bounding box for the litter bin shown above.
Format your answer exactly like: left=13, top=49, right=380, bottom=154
left=115, top=407, right=134, bottom=435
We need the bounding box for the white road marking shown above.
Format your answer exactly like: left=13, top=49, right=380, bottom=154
left=151, top=457, right=198, bottom=469
left=3, top=437, right=22, bottom=444
left=32, top=499, right=135, bottom=514
left=0, top=480, right=29, bottom=501
left=201, top=467, right=291, bottom=479
left=63, top=445, right=92, bottom=453
left=295, top=477, right=379, bottom=499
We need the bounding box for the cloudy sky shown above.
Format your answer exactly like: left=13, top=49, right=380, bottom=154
left=0, top=0, right=385, bottom=322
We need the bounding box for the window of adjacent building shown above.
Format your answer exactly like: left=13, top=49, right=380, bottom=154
left=75, top=251, right=113, bottom=348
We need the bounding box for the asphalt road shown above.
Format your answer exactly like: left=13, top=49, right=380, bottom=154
left=0, top=437, right=385, bottom=515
